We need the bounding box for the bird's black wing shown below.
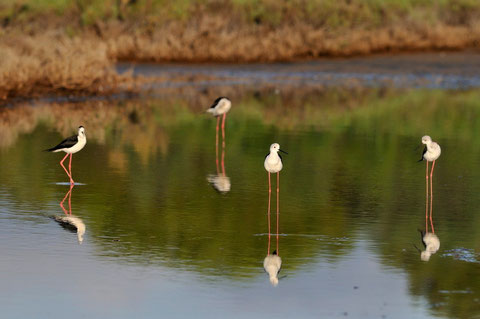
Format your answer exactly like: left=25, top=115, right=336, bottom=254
left=418, top=146, right=427, bottom=162
left=418, top=229, right=426, bottom=248
left=51, top=216, right=77, bottom=233
left=265, top=153, right=269, bottom=159
left=278, top=153, right=282, bottom=160
left=209, top=96, right=228, bottom=109
left=45, top=135, right=78, bottom=152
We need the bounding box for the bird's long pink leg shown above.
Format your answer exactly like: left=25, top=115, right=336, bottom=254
left=68, top=154, right=74, bottom=185
left=60, top=184, right=74, bottom=215
left=221, top=137, right=226, bottom=176
left=221, top=113, right=226, bottom=149
left=60, top=153, right=72, bottom=182
left=68, top=184, right=73, bottom=214
left=276, top=171, right=280, bottom=255
left=425, top=161, right=429, bottom=232
left=430, top=160, right=436, bottom=234
left=267, top=171, right=271, bottom=255
left=215, top=116, right=220, bottom=174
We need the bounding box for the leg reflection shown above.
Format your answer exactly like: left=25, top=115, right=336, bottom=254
left=60, top=183, right=74, bottom=215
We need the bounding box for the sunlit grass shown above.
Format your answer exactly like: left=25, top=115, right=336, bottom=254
left=0, top=0, right=479, bottom=99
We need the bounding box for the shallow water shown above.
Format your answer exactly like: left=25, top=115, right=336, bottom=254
left=2, top=79, right=480, bottom=318
left=119, top=52, right=480, bottom=89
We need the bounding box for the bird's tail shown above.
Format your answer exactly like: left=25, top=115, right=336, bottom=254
left=44, top=146, right=59, bottom=152
left=417, top=158, right=424, bottom=162
left=272, top=250, right=277, bottom=255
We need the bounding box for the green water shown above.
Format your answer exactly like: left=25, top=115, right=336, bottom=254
left=1, top=88, right=480, bottom=318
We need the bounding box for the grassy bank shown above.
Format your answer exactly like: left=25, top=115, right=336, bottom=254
left=0, top=0, right=479, bottom=100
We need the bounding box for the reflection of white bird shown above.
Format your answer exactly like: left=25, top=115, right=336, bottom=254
left=53, top=215, right=86, bottom=244
left=207, top=174, right=231, bottom=193
left=419, top=230, right=440, bottom=261
left=263, top=250, right=282, bottom=287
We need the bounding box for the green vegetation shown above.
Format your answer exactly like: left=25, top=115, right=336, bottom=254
left=2, top=0, right=480, bottom=28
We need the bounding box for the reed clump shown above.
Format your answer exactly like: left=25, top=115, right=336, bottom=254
left=0, top=32, right=129, bottom=100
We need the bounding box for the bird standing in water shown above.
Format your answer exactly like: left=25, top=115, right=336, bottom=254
left=46, top=126, right=87, bottom=185
left=418, top=135, right=441, bottom=232
left=264, top=143, right=287, bottom=255
left=207, top=97, right=232, bottom=171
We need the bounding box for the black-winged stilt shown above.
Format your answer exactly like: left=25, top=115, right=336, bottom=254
left=207, top=97, right=231, bottom=165
left=207, top=98, right=231, bottom=193
left=418, top=135, right=441, bottom=232
left=264, top=143, right=287, bottom=255
left=263, top=250, right=282, bottom=286
left=45, top=126, right=86, bottom=185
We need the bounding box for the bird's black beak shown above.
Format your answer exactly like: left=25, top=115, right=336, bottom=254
left=279, top=149, right=288, bottom=154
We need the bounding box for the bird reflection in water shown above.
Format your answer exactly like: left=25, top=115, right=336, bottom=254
left=207, top=97, right=231, bottom=193
left=416, top=205, right=440, bottom=261
left=53, top=184, right=86, bottom=244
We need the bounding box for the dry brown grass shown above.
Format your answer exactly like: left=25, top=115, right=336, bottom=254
left=0, top=0, right=479, bottom=101
left=0, top=31, right=134, bottom=100
left=103, top=18, right=480, bottom=63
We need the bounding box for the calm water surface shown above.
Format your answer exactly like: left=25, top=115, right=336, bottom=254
left=2, top=82, right=480, bottom=318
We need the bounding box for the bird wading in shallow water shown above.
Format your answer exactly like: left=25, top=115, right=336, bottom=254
left=264, top=143, right=287, bottom=255
left=418, top=135, right=441, bottom=232
left=46, top=126, right=87, bottom=185
left=207, top=97, right=232, bottom=168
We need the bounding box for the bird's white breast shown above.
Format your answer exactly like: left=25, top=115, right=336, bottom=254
left=65, top=136, right=87, bottom=154
left=424, top=143, right=441, bottom=162
left=264, top=154, right=283, bottom=173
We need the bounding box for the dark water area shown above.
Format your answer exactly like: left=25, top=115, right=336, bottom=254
left=118, top=52, right=480, bottom=90
left=2, top=61, right=480, bottom=318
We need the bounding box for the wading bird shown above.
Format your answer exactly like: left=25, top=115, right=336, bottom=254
left=46, top=126, right=87, bottom=185
left=264, top=143, right=287, bottom=255
left=418, top=135, right=441, bottom=232
left=207, top=97, right=231, bottom=166
left=207, top=98, right=231, bottom=193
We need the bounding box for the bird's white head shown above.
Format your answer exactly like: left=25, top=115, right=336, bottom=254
left=270, top=143, right=281, bottom=153
left=421, top=135, right=432, bottom=145
left=421, top=250, right=431, bottom=261
left=78, top=126, right=86, bottom=137
left=270, top=276, right=279, bottom=287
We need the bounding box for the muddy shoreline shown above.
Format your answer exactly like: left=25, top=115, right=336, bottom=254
left=2, top=51, right=480, bottom=106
